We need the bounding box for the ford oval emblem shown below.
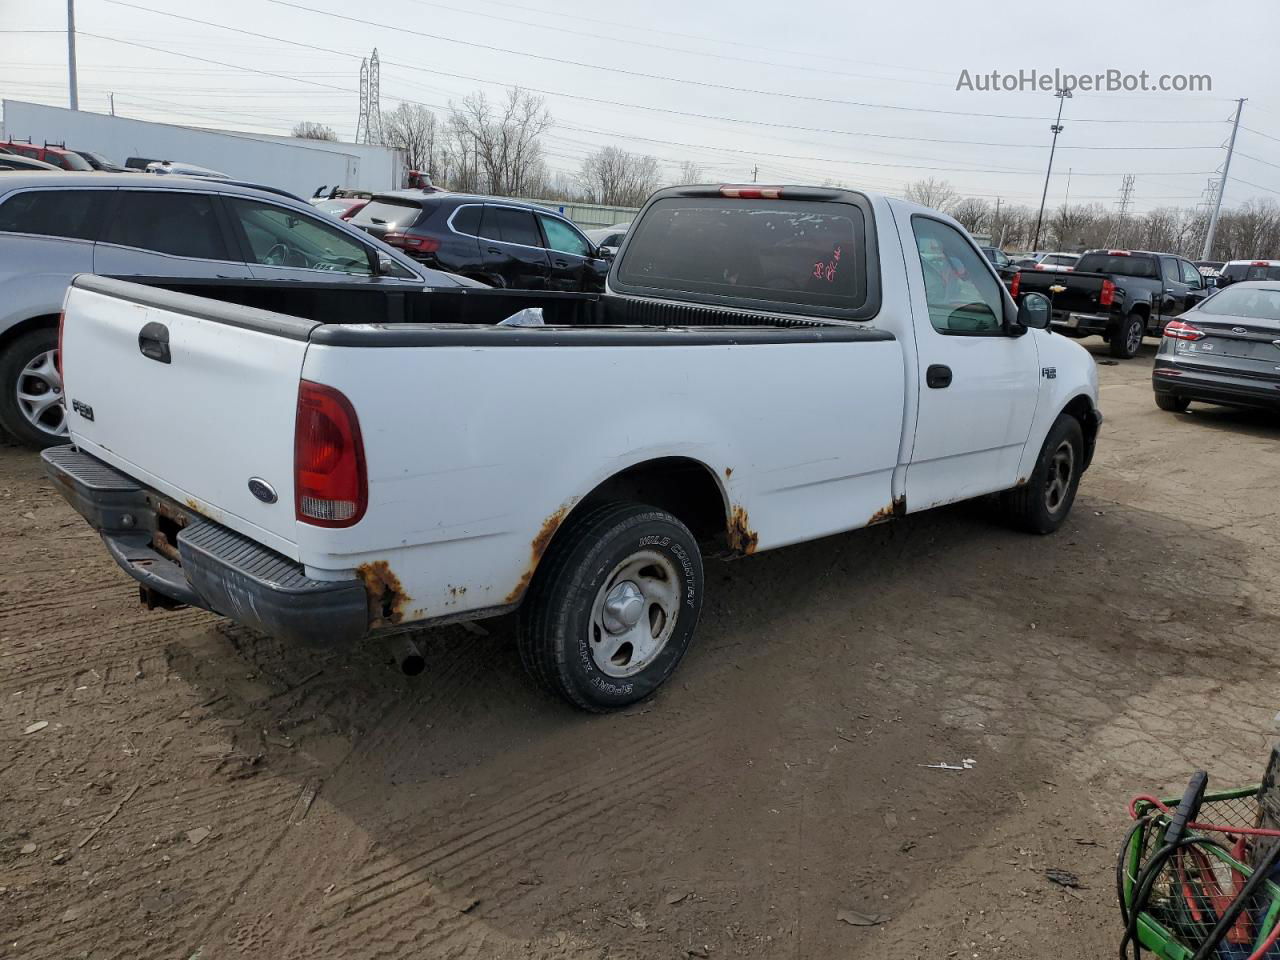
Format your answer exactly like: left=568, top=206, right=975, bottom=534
left=247, top=478, right=278, bottom=504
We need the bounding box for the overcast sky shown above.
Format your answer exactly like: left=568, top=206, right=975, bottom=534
left=3, top=0, right=1280, bottom=213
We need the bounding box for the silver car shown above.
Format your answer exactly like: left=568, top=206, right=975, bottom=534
left=0, top=172, right=472, bottom=448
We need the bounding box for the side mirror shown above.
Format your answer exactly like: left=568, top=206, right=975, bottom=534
left=1016, top=291, right=1052, bottom=330
left=596, top=245, right=614, bottom=261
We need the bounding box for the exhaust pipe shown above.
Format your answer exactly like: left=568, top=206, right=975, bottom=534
left=398, top=635, right=426, bottom=676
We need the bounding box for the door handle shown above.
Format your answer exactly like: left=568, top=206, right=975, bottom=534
left=486, top=247, right=501, bottom=254
left=138, top=321, right=171, bottom=364
left=926, top=364, right=952, bottom=389
left=553, top=259, right=569, bottom=267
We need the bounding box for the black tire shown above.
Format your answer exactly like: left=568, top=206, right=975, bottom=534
left=1003, top=414, right=1085, bottom=535
left=0, top=327, right=69, bottom=450
left=1154, top=392, right=1190, bottom=413
left=1108, top=312, right=1145, bottom=359
left=517, top=501, right=705, bottom=712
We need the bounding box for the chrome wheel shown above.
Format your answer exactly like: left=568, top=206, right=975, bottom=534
left=16, top=348, right=66, bottom=438
left=1125, top=319, right=1143, bottom=355
left=589, top=550, right=681, bottom=679
left=1044, top=440, right=1075, bottom=514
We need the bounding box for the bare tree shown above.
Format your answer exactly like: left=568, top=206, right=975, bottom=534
left=950, top=197, right=992, bottom=235
left=292, top=121, right=337, bottom=141
left=449, top=88, right=552, bottom=197
left=578, top=147, right=661, bottom=207
left=903, top=177, right=958, bottom=213
left=382, top=103, right=442, bottom=175
left=677, top=161, right=705, bottom=185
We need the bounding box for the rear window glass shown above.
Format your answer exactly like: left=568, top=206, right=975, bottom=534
left=350, top=198, right=423, bottom=230
left=1225, top=264, right=1280, bottom=282
left=615, top=197, right=869, bottom=315
left=55, top=151, right=93, bottom=171
left=450, top=204, right=481, bottom=235
left=104, top=191, right=231, bottom=260
left=1075, top=253, right=1158, bottom=278
left=1199, top=285, right=1280, bottom=320
left=0, top=189, right=106, bottom=240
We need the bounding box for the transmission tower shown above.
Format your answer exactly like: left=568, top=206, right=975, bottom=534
left=354, top=48, right=384, bottom=145
left=1108, top=175, right=1135, bottom=246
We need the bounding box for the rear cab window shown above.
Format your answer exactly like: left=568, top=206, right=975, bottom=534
left=0, top=189, right=109, bottom=240
left=1075, top=253, right=1159, bottom=279
left=350, top=197, right=424, bottom=231
left=613, top=194, right=877, bottom=320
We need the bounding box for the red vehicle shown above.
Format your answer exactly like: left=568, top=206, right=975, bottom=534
left=0, top=141, right=93, bottom=171
left=312, top=196, right=369, bottom=221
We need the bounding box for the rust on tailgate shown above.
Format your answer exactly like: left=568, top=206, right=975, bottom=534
left=726, top=505, right=758, bottom=556
left=504, top=505, right=571, bottom=604
left=357, top=560, right=409, bottom=627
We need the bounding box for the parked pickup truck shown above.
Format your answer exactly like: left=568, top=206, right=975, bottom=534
left=1011, top=248, right=1210, bottom=359
left=46, top=185, right=1102, bottom=711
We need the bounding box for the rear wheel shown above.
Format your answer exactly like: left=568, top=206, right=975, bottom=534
left=518, top=502, right=704, bottom=712
left=1155, top=392, right=1190, bottom=413
left=0, top=327, right=68, bottom=449
left=1003, top=414, right=1085, bottom=535
left=1109, top=312, right=1145, bottom=359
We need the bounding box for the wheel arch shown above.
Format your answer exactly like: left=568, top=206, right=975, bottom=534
left=509, top=456, right=732, bottom=607
left=0, top=312, right=60, bottom=352
left=1060, top=393, right=1100, bottom=468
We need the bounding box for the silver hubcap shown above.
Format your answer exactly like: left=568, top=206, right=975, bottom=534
left=589, top=550, right=681, bottom=679
left=1044, top=440, right=1075, bottom=513
left=17, top=348, right=67, bottom=437
left=1127, top=320, right=1142, bottom=354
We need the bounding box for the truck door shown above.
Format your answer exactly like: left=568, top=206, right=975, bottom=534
left=1159, top=256, right=1190, bottom=325
left=900, top=214, right=1039, bottom=510
left=477, top=204, right=550, bottom=289
left=1178, top=259, right=1209, bottom=312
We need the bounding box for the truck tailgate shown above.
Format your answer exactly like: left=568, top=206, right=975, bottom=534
left=1017, top=269, right=1108, bottom=313
left=61, top=276, right=316, bottom=559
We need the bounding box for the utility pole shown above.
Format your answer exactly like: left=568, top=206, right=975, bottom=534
left=1063, top=167, right=1073, bottom=208
left=751, top=164, right=758, bottom=183
left=108, top=92, right=115, bottom=116
left=1201, top=97, right=1246, bottom=261
left=1032, top=87, right=1071, bottom=251
left=67, top=0, right=79, bottom=111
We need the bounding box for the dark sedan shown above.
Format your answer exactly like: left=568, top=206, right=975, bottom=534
left=349, top=192, right=610, bottom=292
left=1152, top=280, right=1280, bottom=413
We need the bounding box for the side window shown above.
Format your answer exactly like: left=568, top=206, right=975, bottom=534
left=228, top=198, right=372, bottom=275
left=911, top=217, right=1004, bottom=334
left=450, top=204, right=481, bottom=236
left=482, top=206, right=541, bottom=247
left=538, top=214, right=591, bottom=257
left=1161, top=257, right=1181, bottom=285
left=0, top=189, right=106, bottom=240
left=1179, top=260, right=1202, bottom=287
left=104, top=191, right=231, bottom=260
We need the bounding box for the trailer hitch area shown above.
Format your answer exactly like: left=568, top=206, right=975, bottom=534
left=139, top=584, right=187, bottom=611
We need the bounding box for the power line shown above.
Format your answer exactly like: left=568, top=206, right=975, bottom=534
left=77, top=6, right=1233, bottom=157
left=265, top=0, right=1225, bottom=125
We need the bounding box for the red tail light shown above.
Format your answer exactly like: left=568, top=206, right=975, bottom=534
left=720, top=186, right=782, bottom=199
left=1163, top=319, right=1203, bottom=341
left=1009, top=272, right=1020, bottom=297
left=1107, top=249, right=1130, bottom=256
left=383, top=232, right=439, bottom=253
left=295, top=380, right=367, bottom=527
left=1252, top=260, right=1271, bottom=267
left=57, top=310, right=65, bottom=377
left=1100, top=279, right=1116, bottom=307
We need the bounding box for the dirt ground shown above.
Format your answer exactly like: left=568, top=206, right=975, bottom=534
left=3, top=338, right=1279, bottom=960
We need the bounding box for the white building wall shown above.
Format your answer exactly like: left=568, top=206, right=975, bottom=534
left=1, top=100, right=405, bottom=197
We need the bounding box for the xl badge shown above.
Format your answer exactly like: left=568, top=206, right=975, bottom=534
left=247, top=478, right=278, bottom=504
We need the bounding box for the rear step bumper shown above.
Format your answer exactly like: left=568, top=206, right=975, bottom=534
left=42, top=447, right=369, bottom=645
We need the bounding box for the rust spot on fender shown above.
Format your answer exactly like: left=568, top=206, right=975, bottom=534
left=357, top=560, right=409, bottom=627
left=504, top=506, right=571, bottom=604
left=726, top=505, right=758, bottom=556
left=1015, top=475, right=1030, bottom=487
left=724, top=466, right=734, bottom=479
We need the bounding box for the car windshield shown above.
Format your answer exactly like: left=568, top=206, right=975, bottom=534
left=56, top=151, right=93, bottom=171
left=351, top=198, right=423, bottom=230
left=1199, top=285, right=1280, bottom=320
left=1075, top=253, right=1158, bottom=278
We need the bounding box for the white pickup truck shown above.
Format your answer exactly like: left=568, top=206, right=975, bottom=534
left=46, top=185, right=1101, bottom=711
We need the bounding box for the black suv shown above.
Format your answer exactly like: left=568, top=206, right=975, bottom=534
left=349, top=192, right=611, bottom=292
